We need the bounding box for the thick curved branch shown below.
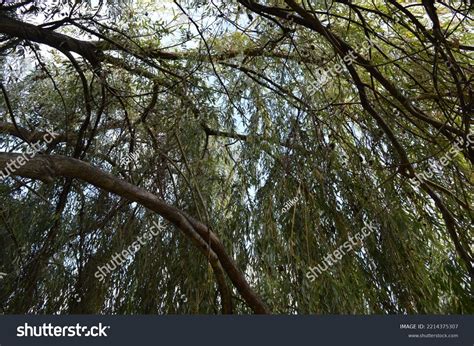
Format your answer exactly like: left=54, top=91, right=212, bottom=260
left=0, top=15, right=102, bottom=68
left=0, top=153, right=269, bottom=314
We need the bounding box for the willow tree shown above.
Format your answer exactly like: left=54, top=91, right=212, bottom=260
left=0, top=0, right=472, bottom=314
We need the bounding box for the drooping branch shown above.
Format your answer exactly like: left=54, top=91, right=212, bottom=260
left=0, top=153, right=270, bottom=314
left=237, top=0, right=466, bottom=140
left=235, top=0, right=473, bottom=279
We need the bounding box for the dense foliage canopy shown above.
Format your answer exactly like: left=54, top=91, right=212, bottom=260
left=0, top=0, right=472, bottom=314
